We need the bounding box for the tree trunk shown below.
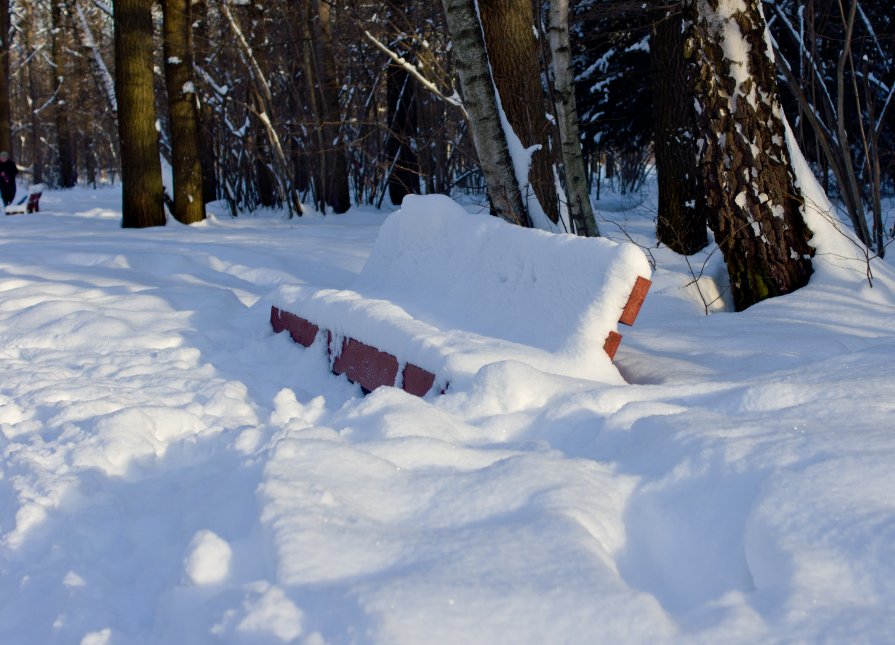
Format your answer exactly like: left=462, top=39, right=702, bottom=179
left=685, top=0, right=813, bottom=310
left=51, top=0, right=76, bottom=188
left=114, top=0, right=166, bottom=228
left=651, top=3, right=708, bottom=254
left=162, top=0, right=206, bottom=224
left=547, top=0, right=599, bottom=237
left=479, top=0, right=559, bottom=224
left=0, top=0, right=11, bottom=156
left=441, top=0, right=528, bottom=226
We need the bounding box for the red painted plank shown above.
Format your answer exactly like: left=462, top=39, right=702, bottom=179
left=402, top=363, right=436, bottom=397
left=618, top=276, right=651, bottom=326
left=332, top=337, right=400, bottom=393
left=603, top=331, right=622, bottom=359
left=270, top=306, right=319, bottom=347
left=270, top=306, right=286, bottom=333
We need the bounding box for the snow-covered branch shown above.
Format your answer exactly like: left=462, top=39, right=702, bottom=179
left=362, top=29, right=466, bottom=117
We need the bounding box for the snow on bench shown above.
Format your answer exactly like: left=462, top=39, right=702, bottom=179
left=4, top=185, right=44, bottom=215
left=270, top=194, right=651, bottom=396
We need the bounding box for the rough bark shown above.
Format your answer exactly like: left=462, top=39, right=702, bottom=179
left=441, top=0, right=528, bottom=226
left=52, top=0, right=76, bottom=188
left=651, top=4, right=708, bottom=254
left=685, top=0, right=813, bottom=310
left=162, top=0, right=206, bottom=223
left=547, top=0, right=599, bottom=236
left=479, top=0, right=559, bottom=224
left=114, top=0, right=166, bottom=228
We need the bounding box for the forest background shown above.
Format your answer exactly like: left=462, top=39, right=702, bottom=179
left=0, top=0, right=893, bottom=305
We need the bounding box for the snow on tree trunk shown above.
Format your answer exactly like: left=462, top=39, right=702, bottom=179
left=114, top=0, right=166, bottom=228
left=162, top=0, right=206, bottom=224
left=479, top=0, right=559, bottom=226
left=441, top=0, right=529, bottom=227
left=547, top=0, right=599, bottom=237
left=76, top=1, right=118, bottom=117
left=685, top=0, right=813, bottom=310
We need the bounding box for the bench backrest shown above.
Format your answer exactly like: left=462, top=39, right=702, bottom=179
left=352, top=194, right=651, bottom=357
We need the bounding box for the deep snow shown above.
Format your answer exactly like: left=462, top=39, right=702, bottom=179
left=1, top=182, right=894, bottom=644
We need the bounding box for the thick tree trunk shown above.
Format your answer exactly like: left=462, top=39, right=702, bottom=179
left=547, top=0, right=598, bottom=237
left=479, top=0, right=559, bottom=224
left=651, top=4, right=707, bottom=254
left=162, top=0, right=206, bottom=224
left=51, top=0, right=76, bottom=188
left=441, top=0, right=528, bottom=226
left=685, top=0, right=813, bottom=310
left=0, top=0, right=10, bottom=156
left=114, top=0, right=166, bottom=228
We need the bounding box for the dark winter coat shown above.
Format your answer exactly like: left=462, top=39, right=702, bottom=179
left=0, top=158, right=17, bottom=184
left=0, top=158, right=17, bottom=205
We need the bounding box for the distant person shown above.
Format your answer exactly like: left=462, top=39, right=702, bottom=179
left=0, top=151, right=17, bottom=206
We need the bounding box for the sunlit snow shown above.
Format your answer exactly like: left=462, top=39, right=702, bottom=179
left=0, top=178, right=893, bottom=644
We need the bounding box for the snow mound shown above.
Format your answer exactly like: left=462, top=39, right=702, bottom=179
left=183, top=529, right=233, bottom=586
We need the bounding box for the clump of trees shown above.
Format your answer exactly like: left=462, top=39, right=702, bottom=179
left=0, top=0, right=892, bottom=310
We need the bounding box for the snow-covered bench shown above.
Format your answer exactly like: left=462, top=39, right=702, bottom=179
left=270, top=194, right=651, bottom=396
left=4, top=185, right=44, bottom=215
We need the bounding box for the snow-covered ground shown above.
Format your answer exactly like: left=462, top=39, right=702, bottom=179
left=1, top=183, right=894, bottom=644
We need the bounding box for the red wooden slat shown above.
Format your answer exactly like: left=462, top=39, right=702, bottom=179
left=402, top=363, right=436, bottom=397
left=618, top=276, right=651, bottom=326
left=332, top=337, right=400, bottom=393
left=270, top=306, right=319, bottom=347
left=603, top=331, right=622, bottom=359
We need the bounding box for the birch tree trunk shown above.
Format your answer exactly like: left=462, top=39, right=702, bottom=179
left=685, top=0, right=813, bottom=310
left=441, top=0, right=528, bottom=227
left=76, top=1, right=118, bottom=116
left=114, top=0, right=165, bottom=228
left=547, top=0, right=599, bottom=237
left=162, top=0, right=205, bottom=224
